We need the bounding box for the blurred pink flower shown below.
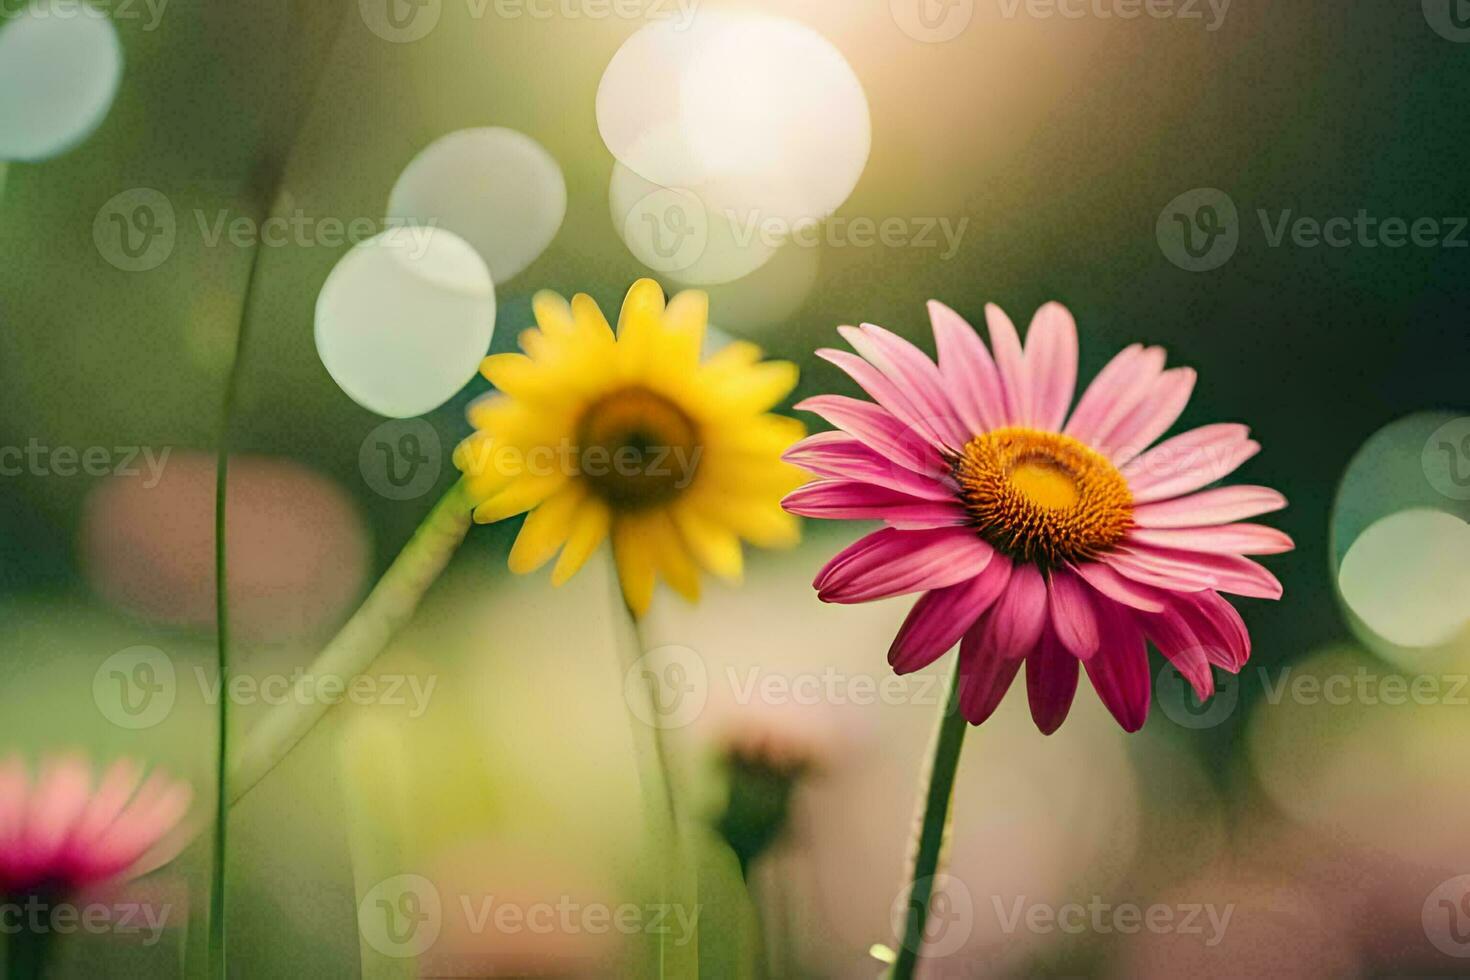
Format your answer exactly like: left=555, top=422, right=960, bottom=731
left=783, top=302, right=1292, bottom=732
left=0, top=754, right=192, bottom=894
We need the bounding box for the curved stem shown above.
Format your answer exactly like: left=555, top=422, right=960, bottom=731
left=210, top=240, right=269, bottom=979
left=890, top=658, right=968, bottom=980
left=227, top=477, right=472, bottom=806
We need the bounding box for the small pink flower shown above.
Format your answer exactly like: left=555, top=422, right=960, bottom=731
left=783, top=302, right=1293, bottom=732
left=0, top=753, right=193, bottom=894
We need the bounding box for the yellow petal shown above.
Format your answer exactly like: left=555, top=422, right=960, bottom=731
left=661, top=288, right=707, bottom=369
left=551, top=497, right=611, bottom=586
left=694, top=494, right=801, bottom=549
left=648, top=511, right=701, bottom=603
left=673, top=502, right=743, bottom=584
left=473, top=472, right=566, bottom=524
left=571, top=292, right=613, bottom=339
left=507, top=482, right=586, bottom=574
left=617, top=277, right=666, bottom=340
left=532, top=289, right=576, bottom=336
left=612, top=516, right=657, bottom=618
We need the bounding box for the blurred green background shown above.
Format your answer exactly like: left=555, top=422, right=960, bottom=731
left=2, top=0, right=1469, bottom=976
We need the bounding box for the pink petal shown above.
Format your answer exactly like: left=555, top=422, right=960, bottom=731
left=1084, top=601, right=1151, bottom=732
left=782, top=432, right=956, bottom=501
left=1025, top=627, right=1080, bottom=735
left=1047, top=566, right=1100, bottom=659
left=782, top=481, right=970, bottom=529
left=1131, top=486, right=1287, bottom=528
left=0, top=756, right=31, bottom=887
left=957, top=624, right=1024, bottom=725
left=1101, top=367, right=1196, bottom=466
left=889, top=557, right=1014, bottom=674
left=1139, top=606, right=1215, bottom=701
left=984, top=304, right=1029, bottom=426
left=22, top=754, right=93, bottom=873
left=929, top=300, right=1006, bottom=436
left=1124, top=544, right=1283, bottom=599
left=817, top=347, right=950, bottom=451
left=1101, top=547, right=1216, bottom=593
left=794, top=395, right=947, bottom=478
left=1174, top=591, right=1252, bottom=671
left=815, top=527, right=995, bottom=604
left=1071, top=560, right=1168, bottom=613
left=1064, top=345, right=1162, bottom=447
left=85, top=772, right=192, bottom=883
left=59, top=758, right=143, bottom=876
left=978, top=563, right=1049, bottom=659
left=1127, top=524, right=1295, bottom=556
left=839, top=324, right=969, bottom=448
left=1023, top=302, right=1079, bottom=432
left=1121, top=424, right=1259, bottom=503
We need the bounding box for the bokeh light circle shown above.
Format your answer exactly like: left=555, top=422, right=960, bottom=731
left=387, top=127, right=566, bottom=285
left=1338, top=508, right=1470, bottom=649
left=0, top=2, right=123, bottom=161
left=1332, top=412, right=1470, bottom=668
left=315, top=227, right=495, bottom=418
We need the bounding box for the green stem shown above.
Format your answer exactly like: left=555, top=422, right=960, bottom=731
left=210, top=239, right=269, bottom=979
left=890, top=658, right=968, bottom=980
left=610, top=572, right=679, bottom=978
left=4, top=903, right=51, bottom=980
left=227, top=477, right=472, bottom=806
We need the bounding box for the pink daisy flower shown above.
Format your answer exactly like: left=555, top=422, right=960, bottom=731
left=0, top=753, right=193, bottom=894
left=782, top=301, right=1292, bottom=733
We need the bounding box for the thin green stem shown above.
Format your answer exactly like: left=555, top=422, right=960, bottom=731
left=890, top=658, right=968, bottom=980
left=210, top=240, right=269, bottom=980
left=228, top=477, right=472, bottom=806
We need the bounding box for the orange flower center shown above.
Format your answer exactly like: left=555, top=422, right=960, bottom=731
left=954, top=427, right=1132, bottom=564
left=576, top=387, right=702, bottom=510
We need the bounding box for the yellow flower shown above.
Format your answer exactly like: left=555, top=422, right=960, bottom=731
left=454, top=278, right=806, bottom=617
